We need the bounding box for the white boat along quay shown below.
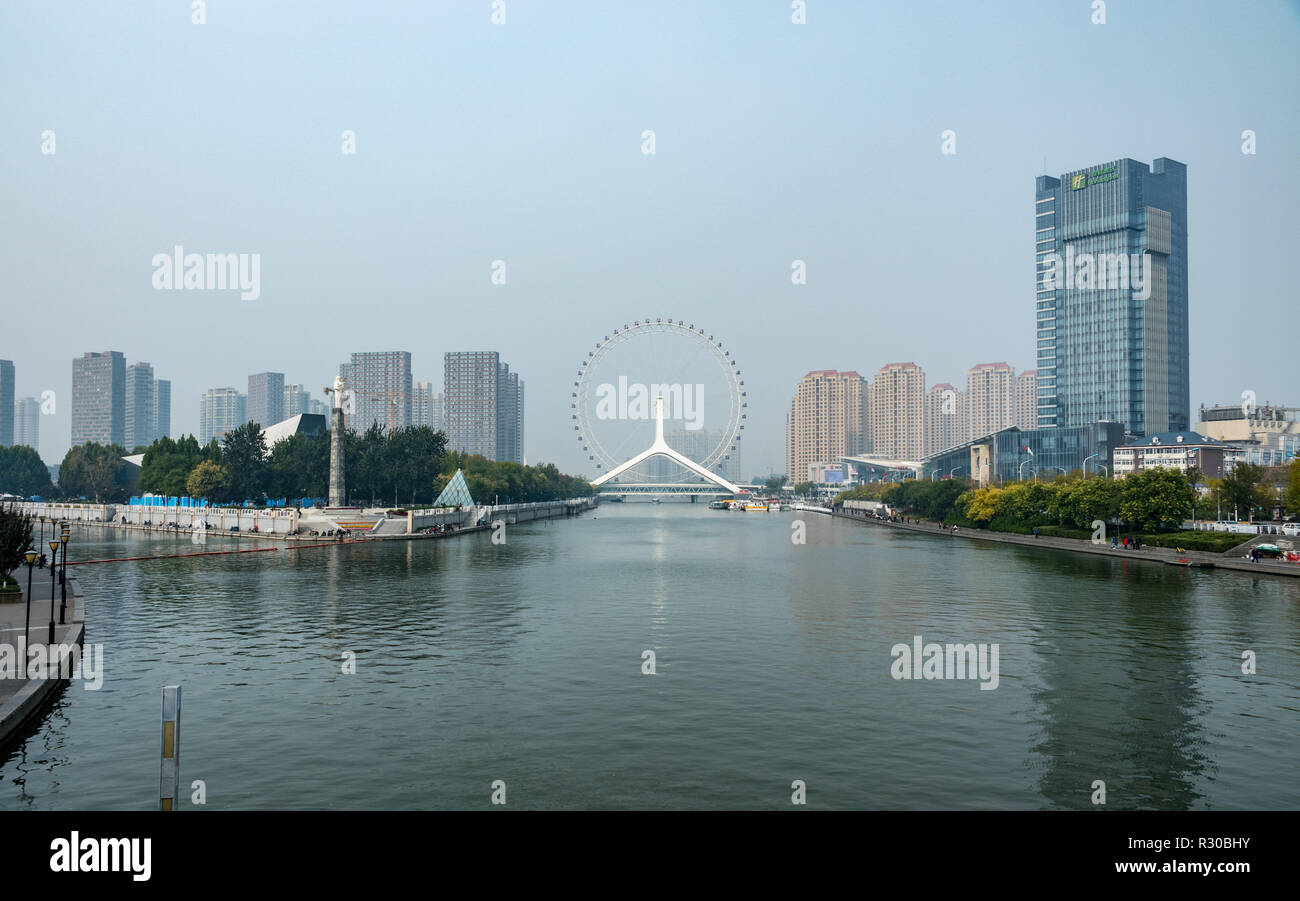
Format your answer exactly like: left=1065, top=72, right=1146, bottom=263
left=1, top=502, right=1297, bottom=810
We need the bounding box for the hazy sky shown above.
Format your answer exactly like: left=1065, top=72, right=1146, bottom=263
left=3, top=0, right=1297, bottom=475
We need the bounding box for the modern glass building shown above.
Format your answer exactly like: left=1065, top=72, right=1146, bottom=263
left=0, top=360, right=13, bottom=446
left=14, top=397, right=40, bottom=452
left=71, top=351, right=126, bottom=447
left=1035, top=158, right=1189, bottom=437
left=125, top=361, right=156, bottom=450
left=154, top=378, right=171, bottom=441
left=247, top=371, right=285, bottom=430
left=199, top=387, right=246, bottom=446
left=921, top=422, right=1126, bottom=486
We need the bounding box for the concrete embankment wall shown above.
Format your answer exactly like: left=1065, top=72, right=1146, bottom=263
left=0, top=579, right=86, bottom=748
left=816, top=507, right=1300, bottom=579
left=13, top=501, right=298, bottom=535
left=15, top=497, right=598, bottom=541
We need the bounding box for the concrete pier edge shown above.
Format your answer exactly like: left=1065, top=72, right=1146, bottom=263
left=817, top=508, right=1300, bottom=579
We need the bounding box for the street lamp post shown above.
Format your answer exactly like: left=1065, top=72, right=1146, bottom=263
left=48, top=540, right=60, bottom=645
left=59, top=524, right=70, bottom=624
left=1020, top=460, right=1035, bottom=481
left=950, top=466, right=964, bottom=478
left=1082, top=453, right=1099, bottom=476
left=37, top=516, right=46, bottom=561
left=23, top=549, right=38, bottom=679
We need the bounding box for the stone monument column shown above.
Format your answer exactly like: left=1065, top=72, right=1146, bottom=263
left=327, top=376, right=346, bottom=507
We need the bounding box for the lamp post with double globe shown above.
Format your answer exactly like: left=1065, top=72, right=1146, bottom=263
left=22, top=548, right=39, bottom=679
left=59, top=523, right=70, bottom=624
left=47, top=540, right=60, bottom=645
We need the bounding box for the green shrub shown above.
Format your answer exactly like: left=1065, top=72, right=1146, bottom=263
left=1135, top=531, right=1246, bottom=553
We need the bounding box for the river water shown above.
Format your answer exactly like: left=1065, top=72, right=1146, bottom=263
left=2, top=503, right=1297, bottom=809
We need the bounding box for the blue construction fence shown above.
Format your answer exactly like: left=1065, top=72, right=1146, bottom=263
left=129, top=496, right=325, bottom=509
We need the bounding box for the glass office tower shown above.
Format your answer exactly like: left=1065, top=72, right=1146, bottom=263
left=1035, top=158, right=1189, bottom=437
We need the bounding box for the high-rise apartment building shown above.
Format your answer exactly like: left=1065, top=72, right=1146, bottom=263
left=413, top=381, right=444, bottom=431
left=966, top=362, right=1016, bottom=442
left=1013, top=370, right=1037, bottom=432
left=0, top=360, right=14, bottom=447
left=443, top=352, right=525, bottom=462
left=1035, top=157, right=1189, bottom=436
left=14, top=397, right=40, bottom=452
left=71, top=351, right=126, bottom=447
left=785, top=370, right=867, bottom=482
left=496, top=365, right=524, bottom=464
left=154, top=378, right=171, bottom=441
left=924, top=384, right=966, bottom=457
left=247, top=372, right=285, bottom=429
left=199, top=388, right=246, bottom=445
left=867, top=362, right=925, bottom=461
left=125, top=361, right=156, bottom=450
left=339, top=352, right=412, bottom=433
left=284, top=384, right=312, bottom=418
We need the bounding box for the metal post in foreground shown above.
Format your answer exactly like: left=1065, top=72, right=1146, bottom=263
left=160, top=685, right=182, bottom=810
left=47, top=540, right=59, bottom=645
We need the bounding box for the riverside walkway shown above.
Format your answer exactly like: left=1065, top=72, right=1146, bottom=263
left=825, top=508, right=1300, bottom=579
left=0, top=571, right=86, bottom=744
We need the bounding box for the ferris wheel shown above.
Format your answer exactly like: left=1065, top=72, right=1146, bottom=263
left=571, top=319, right=747, bottom=481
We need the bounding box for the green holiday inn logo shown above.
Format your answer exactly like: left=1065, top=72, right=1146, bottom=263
left=1071, top=166, right=1118, bottom=190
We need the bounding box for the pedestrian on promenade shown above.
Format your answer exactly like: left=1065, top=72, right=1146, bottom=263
left=1033, top=527, right=1039, bottom=539
left=1123, top=537, right=1129, bottom=549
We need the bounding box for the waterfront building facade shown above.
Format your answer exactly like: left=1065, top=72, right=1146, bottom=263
left=1195, top=403, right=1299, bottom=467
left=340, top=351, right=413, bottom=433
left=867, top=363, right=925, bottom=461
left=199, top=387, right=246, bottom=445
left=71, top=351, right=126, bottom=447
left=786, top=370, right=867, bottom=485
left=248, top=372, right=285, bottom=429
left=966, top=362, right=1016, bottom=442
left=1035, top=157, right=1189, bottom=436
left=923, top=421, right=1126, bottom=486
left=14, top=397, right=39, bottom=452
left=1113, top=431, right=1241, bottom=479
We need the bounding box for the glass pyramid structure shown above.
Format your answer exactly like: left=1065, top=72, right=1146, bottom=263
left=434, top=469, right=476, bottom=507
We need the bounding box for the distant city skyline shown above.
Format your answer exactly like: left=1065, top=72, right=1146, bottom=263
left=2, top=2, right=1295, bottom=473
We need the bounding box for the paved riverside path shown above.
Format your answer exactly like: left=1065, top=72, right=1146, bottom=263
left=0, top=570, right=85, bottom=711
left=825, top=508, right=1300, bottom=579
